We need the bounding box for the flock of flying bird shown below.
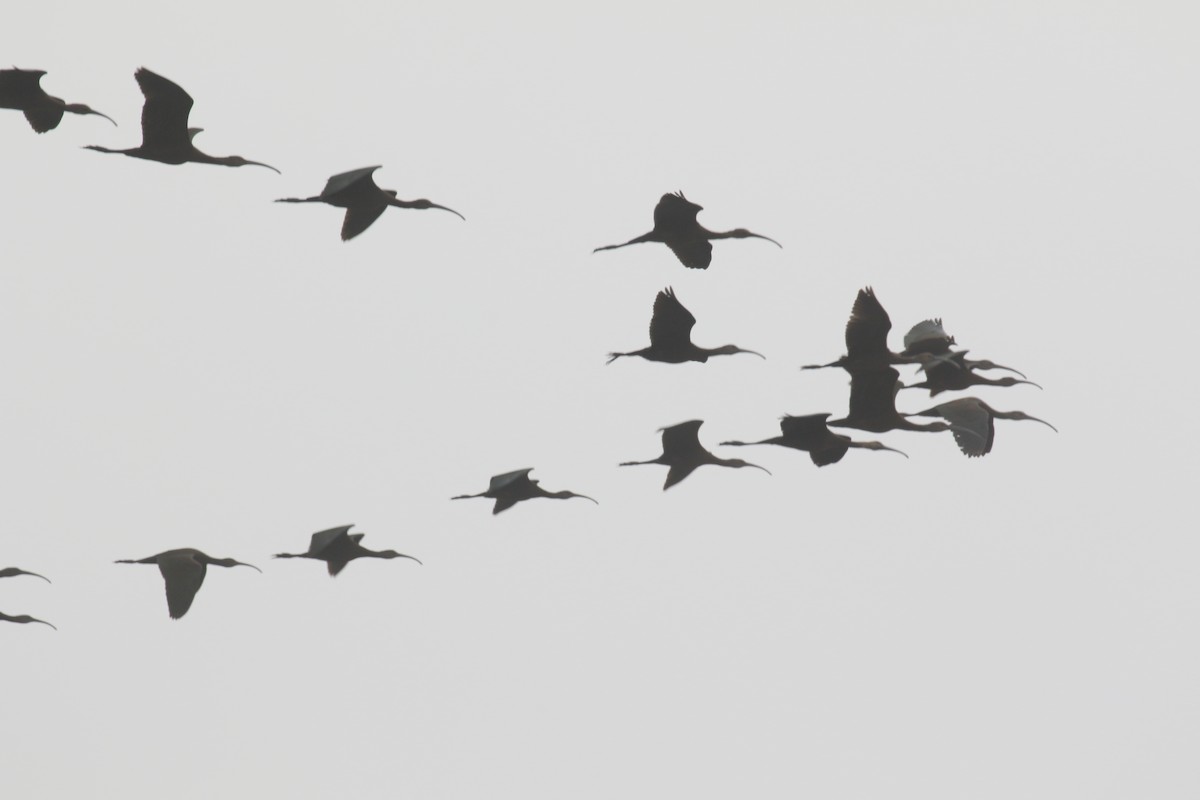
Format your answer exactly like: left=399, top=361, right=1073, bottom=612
left=1, top=66, right=1055, bottom=628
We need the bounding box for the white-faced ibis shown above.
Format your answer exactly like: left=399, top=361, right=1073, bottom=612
left=593, top=191, right=780, bottom=269
left=0, top=611, right=55, bottom=630
left=829, top=366, right=977, bottom=439
left=452, top=468, right=598, bottom=514
left=84, top=68, right=278, bottom=172
left=905, top=396, right=1057, bottom=457
left=607, top=287, right=764, bottom=364
left=900, top=318, right=956, bottom=357
left=115, top=548, right=261, bottom=619
left=720, top=413, right=908, bottom=466
left=620, top=419, right=771, bottom=489
left=802, top=287, right=942, bottom=373
left=274, top=524, right=422, bottom=576
left=0, top=567, right=50, bottom=583
left=276, top=166, right=464, bottom=241
left=0, top=68, right=115, bottom=132
left=902, top=351, right=1038, bottom=396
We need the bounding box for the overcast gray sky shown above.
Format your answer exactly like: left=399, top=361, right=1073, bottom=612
left=4, top=2, right=1199, bottom=798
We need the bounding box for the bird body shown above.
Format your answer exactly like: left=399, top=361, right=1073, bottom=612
left=116, top=548, right=260, bottom=619
left=0, top=68, right=114, bottom=132
left=905, top=397, right=1057, bottom=457
left=721, top=413, right=907, bottom=466
left=607, top=287, right=763, bottom=364
left=621, top=419, right=770, bottom=489
left=84, top=68, right=278, bottom=172
left=276, top=166, right=463, bottom=240
left=0, top=611, right=55, bottom=630
left=594, top=191, right=780, bottom=269
left=452, top=468, right=597, bottom=514
left=903, top=351, right=1037, bottom=395
left=829, top=366, right=966, bottom=436
left=0, top=567, right=50, bottom=583
left=274, top=524, right=422, bottom=576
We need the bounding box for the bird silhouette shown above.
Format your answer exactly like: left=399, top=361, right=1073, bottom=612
left=0, top=68, right=115, bottom=132
left=84, top=68, right=278, bottom=172
left=0, top=611, right=55, bottom=630
left=902, top=351, right=1039, bottom=396
left=276, top=166, right=464, bottom=241
left=720, top=413, right=908, bottom=466
left=116, top=548, right=261, bottom=619
left=593, top=191, right=780, bottom=269
left=452, top=468, right=597, bottom=514
left=829, top=366, right=976, bottom=438
left=621, top=419, right=771, bottom=489
left=900, top=318, right=956, bottom=357
left=274, top=524, right=422, bottom=576
left=607, top=287, right=764, bottom=364
left=0, top=567, right=50, bottom=583
left=905, top=396, right=1057, bottom=457
left=802, top=287, right=943, bottom=372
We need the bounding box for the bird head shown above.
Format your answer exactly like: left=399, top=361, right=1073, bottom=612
left=403, top=198, right=466, bottom=220
left=729, top=229, right=782, bottom=248
left=712, top=344, right=765, bottom=359
left=213, top=558, right=262, bottom=572
left=377, top=550, right=424, bottom=565
left=221, top=155, right=281, bottom=174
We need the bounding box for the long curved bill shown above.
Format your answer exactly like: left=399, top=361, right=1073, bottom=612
left=1015, top=379, right=1043, bottom=390
left=739, top=347, right=766, bottom=359
left=92, top=110, right=117, bottom=126
left=747, top=462, right=772, bottom=475
left=571, top=493, right=600, bottom=505
left=981, top=362, right=1028, bottom=378
left=880, top=445, right=909, bottom=458
left=430, top=202, right=466, bottom=221
left=748, top=232, right=782, bottom=248
left=235, top=561, right=263, bottom=573
left=247, top=160, right=282, bottom=175
left=32, top=617, right=57, bottom=630
left=1028, top=416, right=1058, bottom=432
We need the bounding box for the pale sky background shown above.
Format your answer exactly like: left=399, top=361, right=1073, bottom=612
left=4, top=2, right=1198, bottom=798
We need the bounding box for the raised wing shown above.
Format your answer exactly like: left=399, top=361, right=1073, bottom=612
left=648, top=287, right=696, bottom=349
left=0, top=68, right=47, bottom=103
left=654, top=192, right=702, bottom=229
left=778, top=413, right=833, bottom=442
left=322, top=166, right=383, bottom=201
left=489, top=469, right=535, bottom=493
left=660, top=420, right=707, bottom=459
left=158, top=551, right=206, bottom=619
left=308, top=525, right=355, bottom=555
left=844, top=287, right=891, bottom=360
left=902, top=318, right=954, bottom=355
left=135, top=68, right=193, bottom=150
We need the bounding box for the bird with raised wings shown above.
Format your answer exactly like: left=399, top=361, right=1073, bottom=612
left=621, top=420, right=771, bottom=489
left=607, top=287, right=764, bottom=364
left=0, top=68, right=114, bottom=132
left=84, top=68, right=279, bottom=172
left=721, top=413, right=908, bottom=466
left=594, top=191, right=780, bottom=269
left=276, top=166, right=464, bottom=241
left=803, top=287, right=943, bottom=373
left=116, top=548, right=261, bottom=619
left=452, top=469, right=597, bottom=514
left=274, top=525, right=422, bottom=576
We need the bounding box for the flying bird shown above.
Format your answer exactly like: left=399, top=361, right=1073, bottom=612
left=620, top=419, right=770, bottom=489
left=115, top=548, right=261, bottom=619
left=902, top=351, right=1038, bottom=396
left=452, top=468, right=597, bottom=514
left=829, top=366, right=976, bottom=438
left=0, top=68, right=115, bottom=132
left=607, top=287, right=764, bottom=364
left=900, top=318, right=956, bottom=357
left=276, top=166, right=464, bottom=241
left=0, top=567, right=50, bottom=583
left=84, top=68, right=279, bottom=172
left=274, top=524, right=422, bottom=576
left=720, top=413, right=908, bottom=466
left=0, top=611, right=55, bottom=630
left=905, top=397, right=1057, bottom=457
left=802, top=287, right=943, bottom=373
left=593, top=191, right=780, bottom=269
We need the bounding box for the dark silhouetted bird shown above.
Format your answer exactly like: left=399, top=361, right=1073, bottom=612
left=0, top=567, right=50, bottom=583
left=721, top=413, right=907, bottom=466
left=276, top=166, right=464, bottom=240
left=803, top=287, right=942, bottom=373
left=0, top=68, right=115, bottom=132
left=116, top=548, right=261, bottom=619
left=829, top=366, right=976, bottom=439
left=274, top=524, right=422, bottom=576
left=594, top=191, right=780, bottom=269
left=607, top=287, right=764, bottom=364
left=902, top=351, right=1038, bottom=396
left=452, top=469, right=598, bottom=514
left=905, top=396, right=1057, bottom=457
left=621, top=419, right=770, bottom=489
left=84, top=68, right=278, bottom=172
left=0, top=611, right=55, bottom=630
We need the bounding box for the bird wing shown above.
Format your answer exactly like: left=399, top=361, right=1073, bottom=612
left=648, top=287, right=696, bottom=349
left=308, top=525, right=354, bottom=555
left=930, top=399, right=993, bottom=457
left=0, top=68, right=47, bottom=101
left=809, top=442, right=849, bottom=467
left=654, top=192, right=702, bottom=228
left=489, top=469, right=535, bottom=493
left=844, top=287, right=892, bottom=359
left=322, top=166, right=383, bottom=202
left=341, top=202, right=388, bottom=241
left=663, top=463, right=698, bottom=490
left=23, top=106, right=63, bottom=133
left=134, top=68, right=193, bottom=150
left=665, top=238, right=713, bottom=269
left=492, top=495, right=523, bottom=514
left=778, top=413, right=833, bottom=441
left=660, top=420, right=707, bottom=460
left=158, top=552, right=206, bottom=619
left=902, top=318, right=953, bottom=355
left=846, top=366, right=901, bottom=424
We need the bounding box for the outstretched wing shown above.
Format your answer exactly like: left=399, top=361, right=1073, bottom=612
left=902, top=318, right=953, bottom=355
left=308, top=525, right=354, bottom=555
left=778, top=413, right=833, bottom=442
left=23, top=106, right=63, bottom=133
left=341, top=202, right=388, bottom=241
left=648, top=287, right=696, bottom=350
left=135, top=68, right=193, bottom=150
left=654, top=192, right=702, bottom=228
left=844, top=287, right=891, bottom=360
left=927, top=399, right=993, bottom=457
left=159, top=553, right=206, bottom=619
left=660, top=420, right=707, bottom=460
left=489, top=469, right=535, bottom=493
